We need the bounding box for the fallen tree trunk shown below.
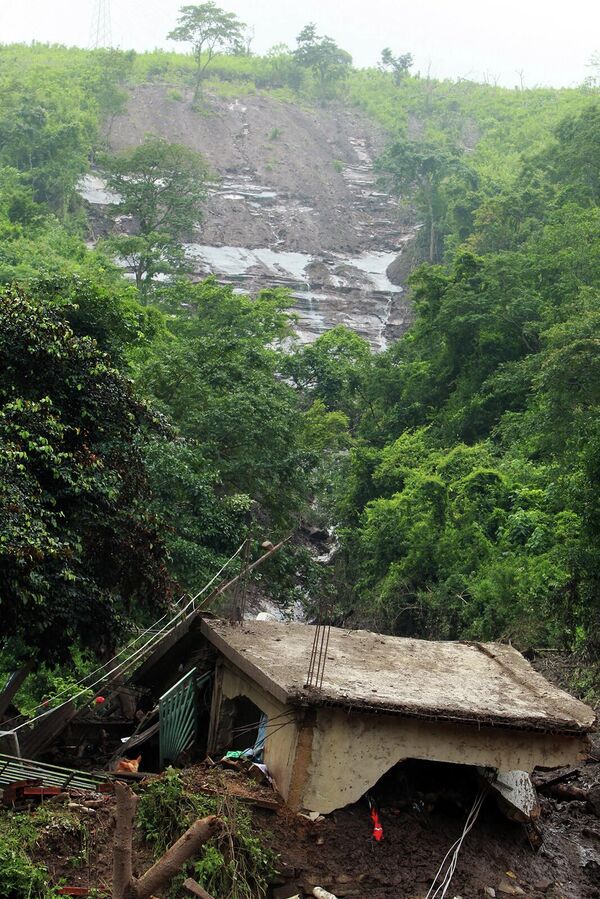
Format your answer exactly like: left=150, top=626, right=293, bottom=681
left=113, top=782, right=137, bottom=899
left=183, top=878, right=216, bottom=899
left=133, top=816, right=219, bottom=899
left=112, top=781, right=220, bottom=899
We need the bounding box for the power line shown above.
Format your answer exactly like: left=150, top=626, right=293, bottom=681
left=89, top=0, right=112, bottom=49
left=4, top=543, right=246, bottom=733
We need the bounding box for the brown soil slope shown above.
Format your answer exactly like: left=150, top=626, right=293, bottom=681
left=106, top=85, right=415, bottom=347
left=109, top=84, right=399, bottom=255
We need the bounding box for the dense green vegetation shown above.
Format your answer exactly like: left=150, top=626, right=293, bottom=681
left=0, top=26, right=598, bottom=709
left=319, top=103, right=600, bottom=683
left=0, top=809, right=60, bottom=897
left=0, top=286, right=170, bottom=663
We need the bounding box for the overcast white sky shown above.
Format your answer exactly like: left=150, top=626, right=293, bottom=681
left=1, top=0, right=598, bottom=88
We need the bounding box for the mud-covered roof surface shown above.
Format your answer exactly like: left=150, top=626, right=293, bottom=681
left=201, top=619, right=596, bottom=734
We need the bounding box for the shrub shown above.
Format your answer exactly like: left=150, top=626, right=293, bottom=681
left=137, top=768, right=278, bottom=899
left=0, top=814, right=57, bottom=898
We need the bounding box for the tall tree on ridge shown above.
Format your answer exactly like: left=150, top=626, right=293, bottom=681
left=378, top=138, right=464, bottom=262
left=379, top=48, right=414, bottom=85
left=168, top=3, right=246, bottom=102
left=294, top=24, right=352, bottom=102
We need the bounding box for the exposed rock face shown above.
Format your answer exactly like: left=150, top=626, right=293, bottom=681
left=102, top=85, right=418, bottom=348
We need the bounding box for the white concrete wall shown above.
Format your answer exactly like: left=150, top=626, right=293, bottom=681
left=220, top=665, right=300, bottom=800
left=213, top=664, right=590, bottom=815
left=300, top=707, right=590, bottom=814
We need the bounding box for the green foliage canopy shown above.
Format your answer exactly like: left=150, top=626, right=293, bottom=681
left=0, top=289, right=171, bottom=664
left=294, top=24, right=352, bottom=101
left=168, top=3, right=246, bottom=100
left=102, top=137, right=209, bottom=292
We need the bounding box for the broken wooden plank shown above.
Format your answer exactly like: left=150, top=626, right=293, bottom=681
left=19, top=701, right=77, bottom=758
left=116, top=720, right=160, bottom=757
left=532, top=767, right=579, bottom=790
left=22, top=786, right=62, bottom=798
left=183, top=877, right=216, bottom=899
left=2, top=778, right=42, bottom=806
left=0, top=666, right=31, bottom=718
left=195, top=782, right=280, bottom=810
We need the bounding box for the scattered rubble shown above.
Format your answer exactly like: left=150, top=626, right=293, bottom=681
left=1, top=746, right=599, bottom=898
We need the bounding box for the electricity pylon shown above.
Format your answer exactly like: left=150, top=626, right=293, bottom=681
left=89, top=0, right=112, bottom=49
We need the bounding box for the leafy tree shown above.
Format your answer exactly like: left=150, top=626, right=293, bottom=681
left=135, top=278, right=318, bottom=587
left=168, top=3, right=246, bottom=101
left=379, top=48, right=413, bottom=85
left=533, top=103, right=600, bottom=206
left=102, top=137, right=209, bottom=292
left=85, top=48, right=137, bottom=135
left=0, top=83, right=95, bottom=216
left=266, top=44, right=305, bottom=92
left=378, top=138, right=465, bottom=262
left=294, top=24, right=352, bottom=101
left=0, top=289, right=172, bottom=665
left=284, top=326, right=371, bottom=426
left=0, top=166, right=44, bottom=233
left=27, top=273, right=165, bottom=363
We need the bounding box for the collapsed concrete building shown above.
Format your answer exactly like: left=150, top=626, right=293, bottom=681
left=202, top=619, right=597, bottom=814
left=3, top=608, right=595, bottom=824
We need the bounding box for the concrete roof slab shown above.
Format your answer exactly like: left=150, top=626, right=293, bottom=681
left=201, top=619, right=596, bottom=735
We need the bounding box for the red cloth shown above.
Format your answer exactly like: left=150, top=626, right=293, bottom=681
left=371, top=807, right=384, bottom=841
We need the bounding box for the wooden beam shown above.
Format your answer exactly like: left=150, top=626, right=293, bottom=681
left=183, top=878, right=215, bottom=899
left=197, top=537, right=291, bottom=612
left=206, top=660, right=223, bottom=757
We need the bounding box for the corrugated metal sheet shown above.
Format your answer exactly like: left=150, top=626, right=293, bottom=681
left=0, top=753, right=106, bottom=792
left=159, top=668, right=198, bottom=767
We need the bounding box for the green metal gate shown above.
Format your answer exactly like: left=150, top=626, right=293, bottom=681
left=159, top=668, right=198, bottom=768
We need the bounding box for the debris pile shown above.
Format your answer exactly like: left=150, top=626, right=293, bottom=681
left=0, top=743, right=599, bottom=897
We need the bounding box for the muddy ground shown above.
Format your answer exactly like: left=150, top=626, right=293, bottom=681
left=108, top=84, right=402, bottom=255
left=255, top=749, right=600, bottom=899
left=11, top=737, right=598, bottom=899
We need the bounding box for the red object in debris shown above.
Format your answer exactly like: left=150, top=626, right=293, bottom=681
left=94, top=696, right=105, bottom=705
left=370, top=806, right=384, bottom=842
left=57, top=889, right=90, bottom=896
left=22, top=786, right=62, bottom=798
left=2, top=779, right=42, bottom=807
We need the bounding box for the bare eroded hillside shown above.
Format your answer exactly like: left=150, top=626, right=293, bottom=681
left=101, top=85, right=417, bottom=348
